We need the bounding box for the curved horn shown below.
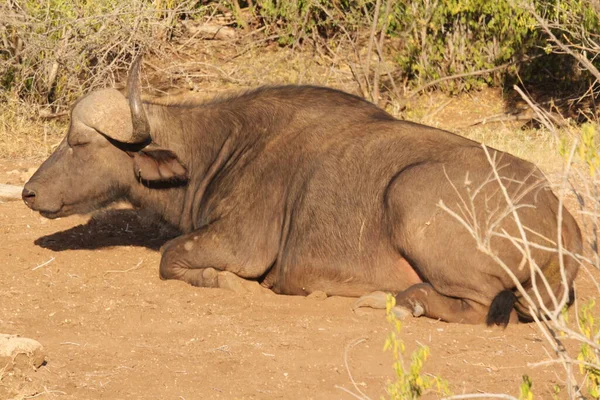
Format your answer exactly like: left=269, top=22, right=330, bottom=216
left=126, top=55, right=151, bottom=144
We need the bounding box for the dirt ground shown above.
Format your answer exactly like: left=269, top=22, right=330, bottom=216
left=0, top=152, right=598, bottom=400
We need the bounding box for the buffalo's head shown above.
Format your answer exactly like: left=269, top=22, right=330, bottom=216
left=22, top=56, right=187, bottom=219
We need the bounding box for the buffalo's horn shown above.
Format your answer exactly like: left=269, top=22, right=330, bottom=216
left=126, top=55, right=151, bottom=144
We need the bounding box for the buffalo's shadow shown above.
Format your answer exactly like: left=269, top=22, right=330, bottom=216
left=35, top=209, right=180, bottom=252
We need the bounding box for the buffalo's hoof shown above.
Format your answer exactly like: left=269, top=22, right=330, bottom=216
left=391, top=306, right=412, bottom=319
left=217, top=271, right=274, bottom=296
left=202, top=267, right=218, bottom=288
left=352, top=291, right=388, bottom=310
left=307, top=290, right=328, bottom=300
left=411, top=302, right=425, bottom=317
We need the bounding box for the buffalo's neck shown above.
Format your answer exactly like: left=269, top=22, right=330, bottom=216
left=126, top=103, right=240, bottom=232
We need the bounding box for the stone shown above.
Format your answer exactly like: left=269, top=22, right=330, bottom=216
left=0, top=184, right=23, bottom=202
left=0, top=334, right=45, bottom=371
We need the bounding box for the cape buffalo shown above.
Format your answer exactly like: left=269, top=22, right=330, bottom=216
left=22, top=57, right=582, bottom=326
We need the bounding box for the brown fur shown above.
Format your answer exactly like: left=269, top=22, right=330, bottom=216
left=23, top=85, right=582, bottom=325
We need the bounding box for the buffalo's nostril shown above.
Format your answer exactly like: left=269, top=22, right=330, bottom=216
left=22, top=187, right=37, bottom=205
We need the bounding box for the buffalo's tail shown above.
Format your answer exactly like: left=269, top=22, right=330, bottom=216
left=486, top=290, right=518, bottom=328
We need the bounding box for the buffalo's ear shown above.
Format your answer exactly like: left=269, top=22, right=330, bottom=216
left=131, top=145, right=188, bottom=183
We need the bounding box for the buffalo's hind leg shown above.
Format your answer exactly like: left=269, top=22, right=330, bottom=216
left=352, top=286, right=509, bottom=324
left=394, top=283, right=518, bottom=325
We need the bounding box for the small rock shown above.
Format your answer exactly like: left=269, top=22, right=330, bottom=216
left=0, top=334, right=45, bottom=371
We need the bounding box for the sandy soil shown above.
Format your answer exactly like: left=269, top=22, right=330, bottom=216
left=0, top=152, right=596, bottom=400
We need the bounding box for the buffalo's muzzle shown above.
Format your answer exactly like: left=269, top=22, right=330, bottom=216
left=22, top=186, right=37, bottom=207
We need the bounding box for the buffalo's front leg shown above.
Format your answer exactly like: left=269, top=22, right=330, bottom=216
left=158, top=227, right=275, bottom=293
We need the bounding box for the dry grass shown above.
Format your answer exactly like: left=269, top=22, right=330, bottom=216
left=462, top=126, right=561, bottom=173
left=0, top=47, right=567, bottom=177
left=403, top=88, right=569, bottom=175
left=0, top=97, right=64, bottom=160
left=0, top=43, right=362, bottom=161
left=0, top=0, right=571, bottom=170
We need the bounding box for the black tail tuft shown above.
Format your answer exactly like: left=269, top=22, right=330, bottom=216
left=568, top=287, right=576, bottom=308
left=486, top=290, right=518, bottom=328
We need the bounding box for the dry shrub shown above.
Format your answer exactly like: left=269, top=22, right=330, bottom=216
left=0, top=0, right=207, bottom=111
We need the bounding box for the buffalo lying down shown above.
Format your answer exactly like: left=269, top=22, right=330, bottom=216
left=23, top=58, right=581, bottom=326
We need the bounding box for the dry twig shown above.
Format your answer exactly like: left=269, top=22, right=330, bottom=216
left=513, top=85, right=560, bottom=140
left=335, top=337, right=371, bottom=400
left=32, top=257, right=55, bottom=271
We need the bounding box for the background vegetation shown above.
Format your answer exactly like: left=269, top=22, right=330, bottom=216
left=1, top=0, right=599, bottom=109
